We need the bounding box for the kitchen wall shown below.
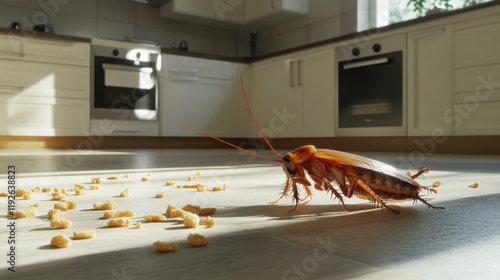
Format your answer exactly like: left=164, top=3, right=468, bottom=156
left=252, top=0, right=358, bottom=56
left=0, top=0, right=356, bottom=57
left=0, top=0, right=239, bottom=56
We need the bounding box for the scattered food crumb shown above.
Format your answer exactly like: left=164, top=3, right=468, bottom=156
left=144, top=213, right=167, bottom=222
left=107, top=218, right=131, bottom=227
left=107, top=176, right=118, bottom=180
left=73, top=229, right=96, bottom=239
left=51, top=235, right=71, bottom=248
left=153, top=241, right=177, bottom=252
left=433, top=181, right=441, bottom=188
left=156, top=192, right=166, bottom=198
left=188, top=234, right=208, bottom=247
left=469, top=182, right=479, bottom=188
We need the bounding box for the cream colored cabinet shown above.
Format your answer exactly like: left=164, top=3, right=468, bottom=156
left=252, top=47, right=335, bottom=138
left=452, top=15, right=500, bottom=135
left=0, top=34, right=90, bottom=66
left=0, top=95, right=89, bottom=136
left=0, top=34, right=90, bottom=136
left=245, top=0, right=309, bottom=23
left=161, top=54, right=234, bottom=137
left=407, top=25, right=453, bottom=136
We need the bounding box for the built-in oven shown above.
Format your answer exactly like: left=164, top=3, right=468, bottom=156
left=335, top=34, right=406, bottom=136
left=91, top=38, right=161, bottom=122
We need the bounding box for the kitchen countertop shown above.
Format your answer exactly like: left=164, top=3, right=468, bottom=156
left=1, top=1, right=498, bottom=64
left=1, top=148, right=499, bottom=279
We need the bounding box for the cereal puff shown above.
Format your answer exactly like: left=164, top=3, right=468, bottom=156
left=120, top=189, right=131, bottom=197
left=54, top=202, right=69, bottom=211
left=183, top=212, right=200, bottom=228
left=103, top=210, right=136, bottom=219
left=107, top=218, right=131, bottom=227
left=155, top=192, right=166, bottom=198
left=135, top=222, right=142, bottom=229
left=90, top=185, right=100, bottom=190
left=73, top=229, right=96, bottom=239
left=50, top=219, right=72, bottom=229
left=188, top=234, right=208, bottom=247
left=166, top=181, right=175, bottom=186
left=153, top=241, right=178, bottom=252
left=199, top=207, right=217, bottom=216
left=48, top=209, right=67, bottom=220
left=93, top=200, right=118, bottom=210
left=144, top=213, right=167, bottom=222
left=182, top=204, right=201, bottom=215
left=51, top=235, right=71, bottom=248
left=199, top=216, right=216, bottom=228
left=91, top=177, right=103, bottom=184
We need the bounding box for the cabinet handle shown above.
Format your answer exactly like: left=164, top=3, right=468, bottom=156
left=408, top=27, right=445, bottom=38
left=343, top=57, right=388, bottom=70
left=25, top=38, right=74, bottom=47
left=170, top=67, right=199, bottom=73
left=290, top=61, right=295, bottom=87
left=170, top=75, right=199, bottom=82
left=112, top=130, right=139, bottom=134
left=297, top=60, right=302, bottom=86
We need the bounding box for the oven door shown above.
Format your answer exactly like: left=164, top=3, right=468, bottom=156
left=337, top=51, right=406, bottom=136
left=91, top=56, right=158, bottom=121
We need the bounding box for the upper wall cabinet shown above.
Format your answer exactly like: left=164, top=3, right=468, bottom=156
left=160, top=0, right=309, bottom=27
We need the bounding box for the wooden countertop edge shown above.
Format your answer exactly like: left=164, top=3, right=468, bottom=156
left=0, top=27, right=91, bottom=43
left=1, top=135, right=499, bottom=155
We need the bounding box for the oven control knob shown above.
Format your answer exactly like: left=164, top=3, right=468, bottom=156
left=112, top=49, right=119, bottom=56
left=372, top=44, right=381, bottom=53
left=351, top=47, right=360, bottom=56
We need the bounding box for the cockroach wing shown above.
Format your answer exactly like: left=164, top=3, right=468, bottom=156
left=314, top=149, right=417, bottom=185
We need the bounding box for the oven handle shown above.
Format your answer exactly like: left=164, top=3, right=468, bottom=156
left=102, top=63, right=153, bottom=73
left=170, top=75, right=200, bottom=82
left=343, top=57, right=389, bottom=70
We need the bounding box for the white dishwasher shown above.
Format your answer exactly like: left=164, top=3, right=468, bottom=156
left=160, top=54, right=233, bottom=137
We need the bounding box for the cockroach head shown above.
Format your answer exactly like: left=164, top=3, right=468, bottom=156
left=281, top=145, right=316, bottom=177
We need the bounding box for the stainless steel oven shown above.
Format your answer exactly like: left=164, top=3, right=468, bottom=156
left=91, top=38, right=161, bottom=121
left=335, top=34, right=406, bottom=136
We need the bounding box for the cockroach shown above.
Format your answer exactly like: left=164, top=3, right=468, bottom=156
left=182, top=77, right=444, bottom=215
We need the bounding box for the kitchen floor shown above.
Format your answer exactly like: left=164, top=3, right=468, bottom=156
left=1, top=148, right=499, bottom=279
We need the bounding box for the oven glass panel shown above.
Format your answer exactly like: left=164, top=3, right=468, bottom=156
left=338, top=51, right=402, bottom=128
left=94, top=56, right=156, bottom=110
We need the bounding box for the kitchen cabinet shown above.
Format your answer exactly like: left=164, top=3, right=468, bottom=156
left=160, top=0, right=308, bottom=26
left=161, top=54, right=234, bottom=137
left=0, top=95, right=89, bottom=136
left=452, top=14, right=500, bottom=135
left=407, top=25, right=453, bottom=136
left=251, top=47, right=335, bottom=138
left=0, top=34, right=90, bottom=66
left=0, top=34, right=90, bottom=136
left=245, top=0, right=309, bottom=24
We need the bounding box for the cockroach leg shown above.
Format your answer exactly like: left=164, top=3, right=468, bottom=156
left=322, top=178, right=349, bottom=213
left=350, top=178, right=400, bottom=215
left=417, top=196, right=445, bottom=210
left=411, top=167, right=430, bottom=180
left=269, top=177, right=290, bottom=205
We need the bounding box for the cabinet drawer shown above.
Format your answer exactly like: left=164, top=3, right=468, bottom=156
left=0, top=34, right=90, bottom=66
left=455, top=64, right=500, bottom=93
left=0, top=96, right=89, bottom=136
left=22, top=38, right=90, bottom=66
left=453, top=101, right=500, bottom=135
left=162, top=54, right=231, bottom=80
left=0, top=59, right=89, bottom=99
left=454, top=22, right=500, bottom=69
